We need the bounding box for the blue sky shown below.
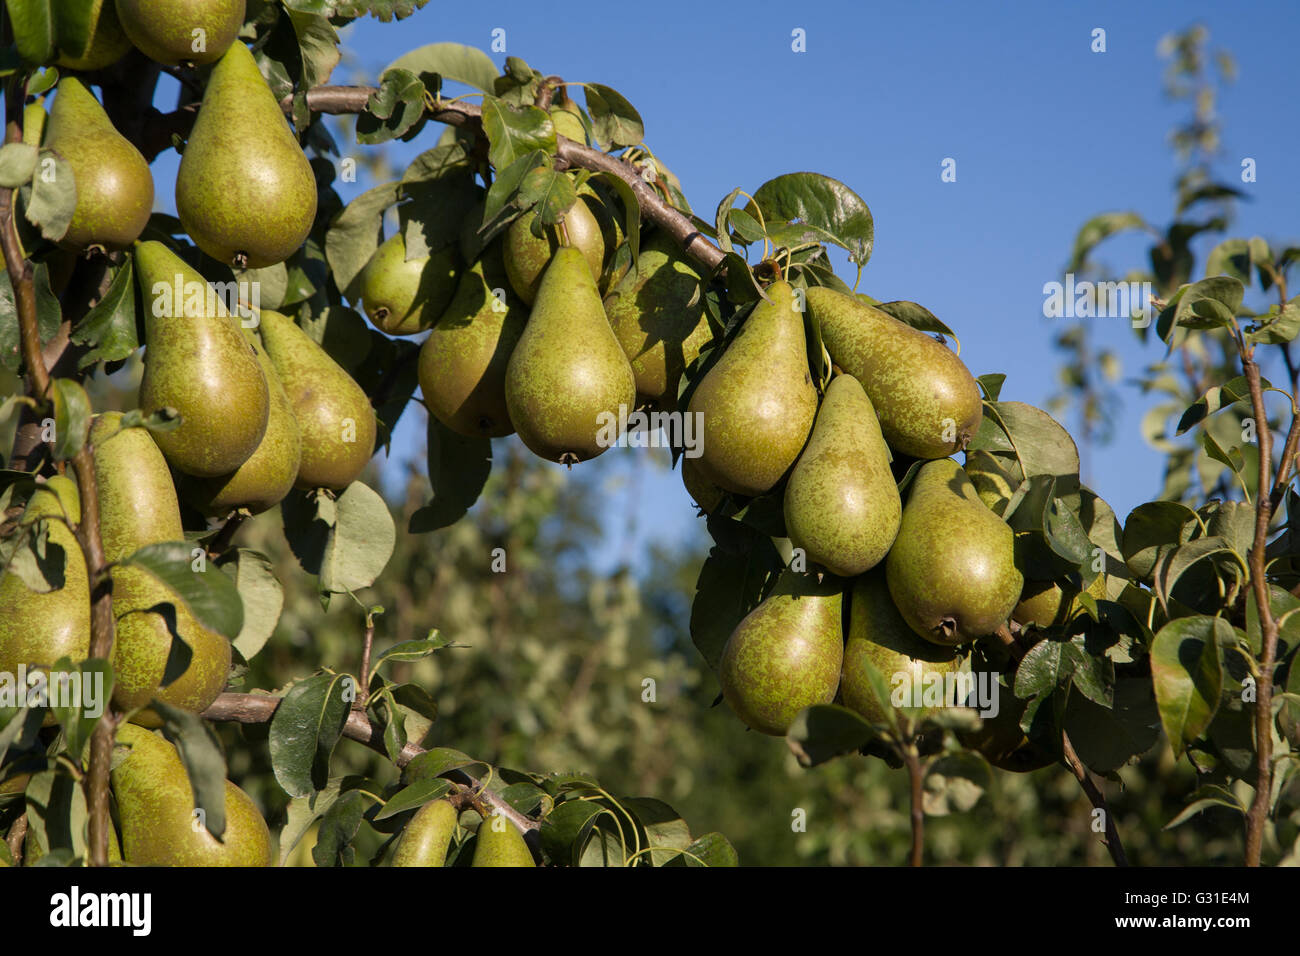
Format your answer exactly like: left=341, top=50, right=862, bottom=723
left=152, top=1, right=1300, bottom=572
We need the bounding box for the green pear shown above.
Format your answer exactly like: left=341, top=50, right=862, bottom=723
left=784, top=374, right=900, bottom=577
left=90, top=413, right=232, bottom=724
left=112, top=724, right=272, bottom=866
left=471, top=813, right=534, bottom=867
left=135, top=240, right=269, bottom=477
left=391, top=799, right=458, bottom=867
left=418, top=247, right=527, bottom=437
left=604, top=230, right=713, bottom=409
left=115, top=0, right=245, bottom=65
left=45, top=78, right=153, bottom=250
left=1013, top=573, right=1107, bottom=628
left=885, top=458, right=1022, bottom=645
left=804, top=287, right=982, bottom=460
left=686, top=281, right=816, bottom=497
left=54, top=0, right=132, bottom=70
left=186, top=325, right=302, bottom=515
left=359, top=233, right=459, bottom=336
left=175, top=41, right=317, bottom=269
left=841, top=572, right=964, bottom=725
left=257, top=308, right=377, bottom=489
left=718, top=570, right=844, bottom=736
left=504, top=245, right=636, bottom=463
left=0, top=477, right=89, bottom=674
left=681, top=454, right=724, bottom=514
left=503, top=196, right=604, bottom=305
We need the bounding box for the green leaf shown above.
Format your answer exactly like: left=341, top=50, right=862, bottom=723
left=977, top=373, right=1006, bottom=402
left=24, top=770, right=84, bottom=862
left=152, top=700, right=229, bottom=840
left=786, top=704, right=878, bottom=767
left=1150, top=616, right=1226, bottom=757
left=47, top=377, right=89, bottom=461
left=312, top=788, right=365, bottom=866
left=1121, top=500, right=1199, bottom=583
left=369, top=634, right=450, bottom=679
left=751, top=172, right=874, bottom=266
left=118, top=541, right=244, bottom=639
left=538, top=798, right=606, bottom=865
left=276, top=777, right=343, bottom=866
left=1153, top=537, right=1244, bottom=614
left=1245, top=298, right=1300, bottom=347
left=671, top=831, right=738, bottom=867
left=922, top=752, right=990, bottom=815
left=516, top=166, right=577, bottom=227
left=1172, top=276, right=1245, bottom=331
left=969, top=401, right=1080, bottom=485
left=1067, top=211, right=1146, bottom=271
left=269, top=672, right=353, bottom=798
left=325, top=181, right=401, bottom=301
left=48, top=657, right=112, bottom=762
left=689, top=533, right=782, bottom=672
left=620, top=797, right=691, bottom=860
left=5, top=0, right=55, bottom=64
left=873, top=301, right=960, bottom=353
left=70, top=259, right=138, bottom=369
left=371, top=778, right=451, bottom=822
left=282, top=483, right=396, bottom=597
left=1176, top=374, right=1256, bottom=434
left=217, top=549, right=283, bottom=663
left=0, top=142, right=37, bottom=187
left=1014, top=639, right=1071, bottom=699
left=1062, top=676, right=1161, bottom=774
left=385, top=41, right=499, bottom=93
left=1164, top=784, right=1245, bottom=829
left=357, top=68, right=426, bottom=144
left=480, top=97, right=555, bottom=174
left=410, top=417, right=492, bottom=533
left=402, top=747, right=488, bottom=783
left=582, top=83, right=643, bottom=148
left=479, top=149, right=547, bottom=246
left=24, top=148, right=76, bottom=241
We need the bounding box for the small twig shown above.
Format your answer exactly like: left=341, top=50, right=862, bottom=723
left=6, top=812, right=26, bottom=865
left=357, top=616, right=375, bottom=711
left=903, top=746, right=925, bottom=866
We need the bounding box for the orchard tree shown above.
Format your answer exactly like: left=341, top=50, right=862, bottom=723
left=0, top=2, right=1296, bottom=870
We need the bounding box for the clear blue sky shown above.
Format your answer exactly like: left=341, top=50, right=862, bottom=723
left=152, top=0, right=1300, bottom=573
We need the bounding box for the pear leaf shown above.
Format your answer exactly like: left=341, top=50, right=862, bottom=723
left=1150, top=615, right=1226, bottom=757
left=269, top=672, right=353, bottom=798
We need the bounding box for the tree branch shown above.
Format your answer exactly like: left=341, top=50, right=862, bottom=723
left=201, top=692, right=540, bottom=835
left=903, top=746, right=924, bottom=866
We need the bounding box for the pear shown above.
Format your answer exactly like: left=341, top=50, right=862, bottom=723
left=258, top=308, right=377, bottom=489
left=418, top=247, right=527, bottom=437
left=504, top=245, right=636, bottom=463
left=175, top=41, right=317, bottom=269
left=503, top=197, right=604, bottom=305
left=359, top=233, right=459, bottom=336
left=784, top=374, right=900, bottom=577
left=681, top=454, right=724, bottom=514
left=885, top=458, right=1023, bottom=645
left=841, top=571, right=964, bottom=725
left=135, top=240, right=269, bottom=477
left=1013, top=573, right=1107, bottom=628
left=45, top=78, right=154, bottom=250
left=804, top=287, right=982, bottom=460
left=686, top=281, right=816, bottom=497
left=53, top=0, right=132, bottom=70
left=604, top=230, right=713, bottom=409
left=186, top=326, right=302, bottom=515
left=391, top=799, right=458, bottom=867
left=112, top=724, right=272, bottom=866
left=90, top=413, right=232, bottom=724
left=471, top=814, right=534, bottom=867
left=718, top=570, right=843, bottom=736
left=0, top=477, right=89, bottom=675
left=115, top=0, right=245, bottom=66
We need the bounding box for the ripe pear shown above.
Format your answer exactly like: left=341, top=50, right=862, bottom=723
left=45, top=78, right=153, bottom=250
left=718, top=570, right=844, bottom=736
left=471, top=814, right=534, bottom=867
left=418, top=247, right=527, bottom=437
left=175, top=41, right=317, bottom=268
left=391, top=799, right=458, bottom=867
left=681, top=454, right=724, bottom=514
left=604, top=230, right=713, bottom=409
left=504, top=245, right=635, bottom=463
left=0, top=477, right=89, bottom=674
left=784, top=374, right=900, bottom=577
left=54, top=0, right=132, bottom=70
left=359, top=233, right=459, bottom=336
left=841, top=571, right=964, bottom=725
left=885, top=458, right=1023, bottom=646
left=503, top=197, right=604, bottom=305
left=258, top=308, right=377, bottom=489
left=112, top=724, right=272, bottom=866
left=115, top=0, right=245, bottom=66
left=804, top=287, right=982, bottom=460
left=90, top=413, right=232, bottom=723
left=135, top=240, right=269, bottom=477
left=1013, top=573, right=1107, bottom=628
left=686, top=281, right=816, bottom=497
left=186, top=326, right=302, bottom=515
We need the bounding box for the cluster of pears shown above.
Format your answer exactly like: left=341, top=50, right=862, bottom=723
left=702, top=286, right=1027, bottom=737
left=389, top=799, right=536, bottom=867
left=356, top=177, right=713, bottom=462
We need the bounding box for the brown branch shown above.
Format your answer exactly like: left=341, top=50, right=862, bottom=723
left=201, top=692, right=539, bottom=835
left=357, top=617, right=375, bottom=711
left=5, top=812, right=26, bottom=865
left=903, top=746, right=924, bottom=866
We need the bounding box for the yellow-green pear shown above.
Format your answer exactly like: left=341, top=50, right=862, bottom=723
left=0, top=477, right=89, bottom=674
left=504, top=245, right=636, bottom=463
left=503, top=197, right=604, bottom=305
left=784, top=374, right=900, bottom=577
left=135, top=240, right=269, bottom=477
left=885, top=458, right=1023, bottom=646
left=681, top=454, right=724, bottom=514
left=805, top=287, right=982, bottom=460
left=718, top=570, right=843, bottom=736
left=175, top=41, right=317, bottom=268
left=418, top=246, right=527, bottom=437
left=471, top=813, right=534, bottom=867
left=359, top=233, right=459, bottom=336
left=112, top=724, right=271, bottom=866
left=45, top=78, right=154, bottom=250
left=1013, top=573, right=1107, bottom=628
left=115, top=0, right=245, bottom=66
left=686, top=281, right=816, bottom=496
left=391, top=799, right=458, bottom=867
left=54, top=0, right=132, bottom=70
left=257, top=309, right=377, bottom=489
